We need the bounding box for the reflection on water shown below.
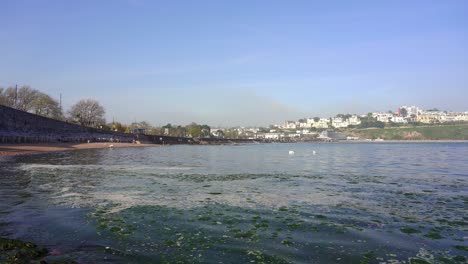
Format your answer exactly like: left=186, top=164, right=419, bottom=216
left=0, top=143, right=467, bottom=263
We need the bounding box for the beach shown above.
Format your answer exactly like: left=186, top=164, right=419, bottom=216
left=0, top=142, right=156, bottom=157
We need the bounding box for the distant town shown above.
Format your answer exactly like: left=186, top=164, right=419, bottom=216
left=203, top=106, right=468, bottom=141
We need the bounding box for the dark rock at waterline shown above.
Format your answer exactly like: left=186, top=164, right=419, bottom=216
left=41, top=256, right=79, bottom=264
left=0, top=236, right=48, bottom=263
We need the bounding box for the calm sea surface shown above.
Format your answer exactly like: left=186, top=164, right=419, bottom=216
left=0, top=143, right=467, bottom=263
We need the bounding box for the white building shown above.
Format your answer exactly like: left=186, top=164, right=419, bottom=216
left=453, top=112, right=468, bottom=122
left=311, top=118, right=330, bottom=129
left=299, top=122, right=310, bottom=128
left=301, top=129, right=315, bottom=135
left=390, top=116, right=407, bottom=123
left=373, top=112, right=393, bottom=123
left=332, top=117, right=349, bottom=128
left=264, top=133, right=283, bottom=140
left=400, top=106, right=422, bottom=117
left=348, top=115, right=361, bottom=126
left=282, top=121, right=297, bottom=129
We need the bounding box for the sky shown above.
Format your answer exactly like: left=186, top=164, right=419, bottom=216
left=1, top=0, right=467, bottom=127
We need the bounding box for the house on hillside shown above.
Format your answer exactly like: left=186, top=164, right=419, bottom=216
left=332, top=117, right=349, bottom=128
left=348, top=115, right=361, bottom=126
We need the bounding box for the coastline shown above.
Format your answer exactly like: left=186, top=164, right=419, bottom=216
left=1, top=140, right=467, bottom=157
left=341, top=139, right=468, bottom=143
left=0, top=142, right=157, bottom=157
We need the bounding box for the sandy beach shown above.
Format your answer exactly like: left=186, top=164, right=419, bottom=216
left=0, top=142, right=157, bottom=157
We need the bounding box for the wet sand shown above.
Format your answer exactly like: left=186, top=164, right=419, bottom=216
left=0, top=142, right=157, bottom=157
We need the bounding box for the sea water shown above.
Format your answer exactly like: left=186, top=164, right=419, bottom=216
left=0, top=143, right=467, bottom=263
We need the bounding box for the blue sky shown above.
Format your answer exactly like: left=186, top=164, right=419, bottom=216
left=1, top=0, right=467, bottom=126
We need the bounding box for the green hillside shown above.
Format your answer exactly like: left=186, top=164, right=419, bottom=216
left=347, top=124, right=468, bottom=140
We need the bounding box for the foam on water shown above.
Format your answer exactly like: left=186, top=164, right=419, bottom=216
left=1, top=143, right=467, bottom=263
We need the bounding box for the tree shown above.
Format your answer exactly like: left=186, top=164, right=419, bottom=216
left=128, top=121, right=153, bottom=134
left=215, top=129, right=224, bottom=138
left=187, top=123, right=202, bottom=138
left=400, top=108, right=408, bottom=117
left=224, top=129, right=239, bottom=139
left=68, top=99, right=106, bottom=127
left=136, top=121, right=152, bottom=130
left=0, top=86, right=63, bottom=119
left=111, top=122, right=129, bottom=133
left=33, top=93, right=63, bottom=119
left=200, top=124, right=211, bottom=138
left=15, top=86, right=40, bottom=111
left=313, top=117, right=320, bottom=122
left=184, top=122, right=212, bottom=138
left=173, top=125, right=187, bottom=137
left=0, top=87, right=7, bottom=106
left=0, top=86, right=37, bottom=110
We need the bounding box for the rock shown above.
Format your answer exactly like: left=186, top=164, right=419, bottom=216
left=0, top=237, right=48, bottom=262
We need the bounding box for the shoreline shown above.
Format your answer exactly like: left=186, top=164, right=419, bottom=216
left=0, top=142, right=157, bottom=157
left=1, top=139, right=467, bottom=157
left=340, top=139, right=468, bottom=143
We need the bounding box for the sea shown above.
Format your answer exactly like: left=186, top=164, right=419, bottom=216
left=0, top=143, right=467, bottom=263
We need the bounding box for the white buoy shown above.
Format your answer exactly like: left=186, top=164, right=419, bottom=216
left=289, top=150, right=295, bottom=155
left=312, top=150, right=316, bottom=155
left=109, top=144, right=114, bottom=148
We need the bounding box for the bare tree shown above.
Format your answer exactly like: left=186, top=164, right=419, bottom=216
left=0, top=86, right=63, bottom=119
left=10, top=86, right=40, bottom=111
left=33, top=93, right=63, bottom=119
left=68, top=99, right=106, bottom=127
left=0, top=87, right=6, bottom=106
left=0, top=86, right=18, bottom=107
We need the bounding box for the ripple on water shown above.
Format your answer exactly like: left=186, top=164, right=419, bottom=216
left=1, top=143, right=467, bottom=263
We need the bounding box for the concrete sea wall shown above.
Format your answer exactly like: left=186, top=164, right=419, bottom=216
left=0, top=105, right=134, bottom=143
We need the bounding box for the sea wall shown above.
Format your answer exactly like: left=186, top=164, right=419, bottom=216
left=0, top=105, right=134, bottom=143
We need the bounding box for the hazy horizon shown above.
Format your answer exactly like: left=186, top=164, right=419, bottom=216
left=1, top=0, right=467, bottom=127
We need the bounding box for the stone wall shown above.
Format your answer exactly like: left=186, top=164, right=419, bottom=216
left=0, top=105, right=134, bottom=143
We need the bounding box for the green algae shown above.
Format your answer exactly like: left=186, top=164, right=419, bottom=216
left=198, top=216, right=212, bottom=221
left=244, top=250, right=289, bottom=264
left=409, top=258, right=431, bottom=264
left=424, top=232, right=443, bottom=239
left=452, top=255, right=466, bottom=262
left=286, top=222, right=302, bottom=229
left=255, top=221, right=269, bottom=229
left=83, top=201, right=466, bottom=263
left=315, top=214, right=327, bottom=219
left=359, top=250, right=375, bottom=264
left=234, top=230, right=256, bottom=239
left=0, top=237, right=48, bottom=263
left=454, top=245, right=468, bottom=251
left=400, top=227, right=421, bottom=234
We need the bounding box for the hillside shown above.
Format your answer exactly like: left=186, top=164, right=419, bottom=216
left=347, top=124, right=468, bottom=140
